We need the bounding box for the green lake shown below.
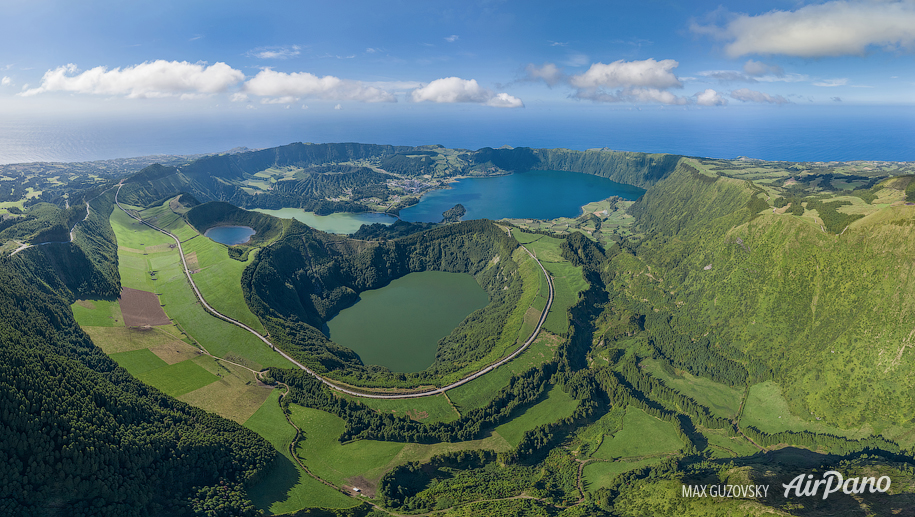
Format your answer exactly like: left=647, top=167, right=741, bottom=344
left=326, top=271, right=489, bottom=372
left=252, top=208, right=397, bottom=234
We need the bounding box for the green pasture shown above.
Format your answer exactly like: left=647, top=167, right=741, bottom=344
left=178, top=356, right=272, bottom=424
left=492, top=384, right=579, bottom=447
left=109, top=348, right=168, bottom=376
left=583, top=457, right=666, bottom=493
left=181, top=229, right=265, bottom=333
left=289, top=405, right=510, bottom=494
left=447, top=331, right=559, bottom=411
left=136, top=359, right=220, bottom=397
left=244, top=392, right=357, bottom=513
left=110, top=206, right=292, bottom=370
left=343, top=393, right=460, bottom=424
left=700, top=427, right=760, bottom=459
left=739, top=381, right=867, bottom=439
left=70, top=299, right=124, bottom=327
left=540, top=261, right=587, bottom=335
left=592, top=407, right=684, bottom=460
left=83, top=324, right=189, bottom=354
left=640, top=359, right=743, bottom=420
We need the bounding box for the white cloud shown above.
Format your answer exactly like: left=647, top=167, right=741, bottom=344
left=302, top=105, right=309, bottom=109
left=244, top=69, right=396, bottom=102
left=260, top=96, right=298, bottom=104
left=230, top=92, right=248, bottom=102
left=524, top=63, right=563, bottom=87
left=568, top=59, right=687, bottom=104
left=247, top=45, right=302, bottom=59
left=334, top=104, right=342, bottom=110
left=410, top=77, right=524, bottom=108
left=20, top=61, right=244, bottom=98
left=486, top=92, right=525, bottom=108
left=1, top=77, right=10, bottom=86
left=549, top=41, right=569, bottom=47
left=813, top=78, right=848, bottom=87
left=730, top=88, right=791, bottom=104
left=699, top=70, right=755, bottom=82
left=743, top=60, right=783, bottom=77
left=366, top=47, right=378, bottom=54
left=695, top=89, right=727, bottom=106
left=570, top=59, right=682, bottom=89
left=444, top=35, right=459, bottom=42
left=694, top=1, right=915, bottom=57
left=573, top=87, right=689, bottom=105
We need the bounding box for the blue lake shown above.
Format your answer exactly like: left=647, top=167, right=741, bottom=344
left=399, top=169, right=646, bottom=223
left=204, top=225, right=255, bottom=245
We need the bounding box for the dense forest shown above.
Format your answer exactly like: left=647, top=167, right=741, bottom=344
left=0, top=200, right=275, bottom=516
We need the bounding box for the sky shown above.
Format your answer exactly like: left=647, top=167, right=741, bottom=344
left=0, top=0, right=913, bottom=119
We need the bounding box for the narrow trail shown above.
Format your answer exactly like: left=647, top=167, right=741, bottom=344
left=113, top=184, right=555, bottom=400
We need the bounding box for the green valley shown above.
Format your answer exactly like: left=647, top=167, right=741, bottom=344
left=4, top=142, right=915, bottom=517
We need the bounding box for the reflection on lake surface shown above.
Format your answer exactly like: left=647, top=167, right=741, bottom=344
left=253, top=208, right=397, bottom=234
left=326, top=271, right=489, bottom=372
left=399, top=169, right=645, bottom=223
left=204, top=225, right=255, bottom=245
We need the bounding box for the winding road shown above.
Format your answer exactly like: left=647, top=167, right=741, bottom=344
left=10, top=188, right=108, bottom=256
left=114, top=184, right=554, bottom=399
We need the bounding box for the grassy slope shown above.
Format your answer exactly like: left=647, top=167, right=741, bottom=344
left=110, top=207, right=292, bottom=371
left=613, top=161, right=915, bottom=440
left=640, top=358, right=742, bottom=420
left=492, top=384, right=579, bottom=447
left=244, top=392, right=357, bottom=513
left=343, top=393, right=461, bottom=424
left=591, top=406, right=684, bottom=460
left=289, top=405, right=511, bottom=493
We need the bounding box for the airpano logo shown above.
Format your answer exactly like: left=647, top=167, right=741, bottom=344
left=782, top=471, right=891, bottom=499
left=681, top=471, right=892, bottom=500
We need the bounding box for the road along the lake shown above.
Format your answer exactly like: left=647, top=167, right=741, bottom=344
left=115, top=184, right=554, bottom=399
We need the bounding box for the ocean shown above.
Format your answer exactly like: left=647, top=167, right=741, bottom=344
left=1, top=105, right=913, bottom=164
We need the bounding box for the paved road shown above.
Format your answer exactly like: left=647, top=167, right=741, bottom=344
left=114, top=185, right=554, bottom=399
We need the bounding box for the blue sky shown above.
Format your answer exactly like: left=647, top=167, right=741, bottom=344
left=1, top=0, right=914, bottom=116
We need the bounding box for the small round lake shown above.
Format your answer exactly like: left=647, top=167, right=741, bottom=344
left=204, top=225, right=255, bottom=245
left=326, top=271, right=489, bottom=372
left=253, top=208, right=397, bottom=234
left=399, top=169, right=646, bottom=223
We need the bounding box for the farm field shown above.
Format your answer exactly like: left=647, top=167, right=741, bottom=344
left=591, top=407, right=684, bottom=460
left=739, top=381, right=870, bottom=440
left=640, top=358, right=743, bottom=420
left=110, top=205, right=293, bottom=371
left=492, top=384, right=578, bottom=447
left=343, top=392, right=461, bottom=424
left=289, top=405, right=511, bottom=497
left=447, top=331, right=560, bottom=411
left=700, top=427, right=760, bottom=458
left=583, top=457, right=666, bottom=494
left=244, top=392, right=358, bottom=513
left=70, top=299, right=124, bottom=327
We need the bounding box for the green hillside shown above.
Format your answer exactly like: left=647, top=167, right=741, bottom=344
left=6, top=142, right=915, bottom=516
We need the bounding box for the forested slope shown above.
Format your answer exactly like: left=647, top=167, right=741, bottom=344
left=242, top=219, right=523, bottom=384
left=607, top=159, right=915, bottom=429
left=0, top=198, right=275, bottom=516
